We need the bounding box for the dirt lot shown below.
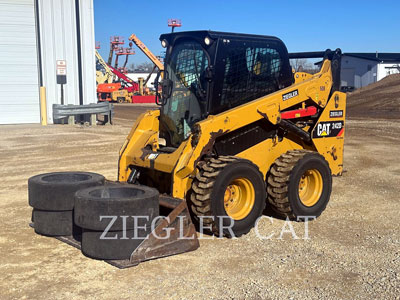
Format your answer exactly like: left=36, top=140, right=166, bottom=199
left=1, top=104, right=399, bottom=299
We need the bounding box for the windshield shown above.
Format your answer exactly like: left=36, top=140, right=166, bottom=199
left=160, top=41, right=209, bottom=147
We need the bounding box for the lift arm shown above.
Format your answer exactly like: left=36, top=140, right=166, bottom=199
left=108, top=64, right=136, bottom=85
left=108, top=64, right=139, bottom=92
left=97, top=49, right=134, bottom=85
left=107, top=45, right=115, bottom=65
left=129, top=34, right=164, bottom=71
left=96, top=50, right=114, bottom=84
left=96, top=49, right=138, bottom=91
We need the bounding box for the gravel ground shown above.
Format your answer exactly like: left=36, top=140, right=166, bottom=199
left=0, top=105, right=399, bottom=299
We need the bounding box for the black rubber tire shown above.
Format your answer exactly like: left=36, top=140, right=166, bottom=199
left=267, top=150, right=332, bottom=219
left=81, top=228, right=150, bottom=260
left=28, top=172, right=105, bottom=211
left=189, top=156, right=266, bottom=238
left=33, top=209, right=78, bottom=236
left=74, top=184, right=159, bottom=231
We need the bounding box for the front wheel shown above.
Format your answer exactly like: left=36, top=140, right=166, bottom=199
left=190, top=156, right=266, bottom=237
left=267, top=150, right=332, bottom=219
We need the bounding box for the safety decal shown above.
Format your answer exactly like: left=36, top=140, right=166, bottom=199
left=312, top=121, right=344, bottom=138
left=329, top=110, right=343, bottom=118
left=282, top=89, right=298, bottom=101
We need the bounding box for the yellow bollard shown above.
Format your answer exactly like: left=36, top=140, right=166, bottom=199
left=138, top=77, right=144, bottom=96
left=40, top=86, right=47, bottom=125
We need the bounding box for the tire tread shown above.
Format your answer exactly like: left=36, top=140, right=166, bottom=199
left=190, top=156, right=265, bottom=237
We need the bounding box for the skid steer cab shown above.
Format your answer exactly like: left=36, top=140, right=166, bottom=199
left=118, top=31, right=346, bottom=238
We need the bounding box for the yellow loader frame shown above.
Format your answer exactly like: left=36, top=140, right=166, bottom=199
left=118, top=58, right=346, bottom=200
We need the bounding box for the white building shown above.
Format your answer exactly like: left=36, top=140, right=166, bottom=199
left=340, top=53, right=400, bottom=89
left=127, top=72, right=158, bottom=90
left=0, top=0, right=96, bottom=125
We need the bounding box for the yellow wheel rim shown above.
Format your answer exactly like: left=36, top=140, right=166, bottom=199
left=298, top=169, right=323, bottom=207
left=224, top=178, right=255, bottom=220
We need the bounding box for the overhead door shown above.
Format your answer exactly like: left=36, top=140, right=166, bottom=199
left=340, top=68, right=355, bottom=88
left=0, top=0, right=40, bottom=124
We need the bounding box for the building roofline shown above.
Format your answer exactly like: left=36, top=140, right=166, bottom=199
left=343, top=53, right=400, bottom=62
left=313, top=52, right=400, bottom=65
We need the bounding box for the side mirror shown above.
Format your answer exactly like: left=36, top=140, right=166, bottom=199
left=155, top=70, right=172, bottom=106
left=154, top=70, right=164, bottom=105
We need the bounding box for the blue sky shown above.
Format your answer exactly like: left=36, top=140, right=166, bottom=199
left=94, top=0, right=400, bottom=65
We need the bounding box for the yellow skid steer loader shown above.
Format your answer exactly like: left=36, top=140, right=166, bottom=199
left=116, top=31, right=345, bottom=255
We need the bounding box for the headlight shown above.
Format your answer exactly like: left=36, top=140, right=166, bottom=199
left=204, top=37, right=211, bottom=46
left=161, top=40, right=168, bottom=48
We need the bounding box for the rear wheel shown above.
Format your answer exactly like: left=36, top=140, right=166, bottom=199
left=117, top=97, right=124, bottom=103
left=267, top=150, right=332, bottom=219
left=224, top=177, right=255, bottom=220
left=298, top=168, right=323, bottom=207
left=190, top=156, right=266, bottom=237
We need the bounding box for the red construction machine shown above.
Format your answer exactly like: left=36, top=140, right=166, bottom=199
left=97, top=64, right=139, bottom=103
left=97, top=37, right=139, bottom=103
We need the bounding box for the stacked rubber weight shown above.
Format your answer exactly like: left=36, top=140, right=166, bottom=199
left=74, top=184, right=159, bottom=260
left=29, top=172, right=105, bottom=236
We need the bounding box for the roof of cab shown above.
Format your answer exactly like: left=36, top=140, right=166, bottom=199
left=159, top=30, right=284, bottom=44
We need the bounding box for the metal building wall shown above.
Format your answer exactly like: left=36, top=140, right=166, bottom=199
left=340, top=56, right=377, bottom=89
left=77, top=0, right=97, bottom=106
left=37, top=0, right=96, bottom=124
left=0, top=0, right=40, bottom=124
